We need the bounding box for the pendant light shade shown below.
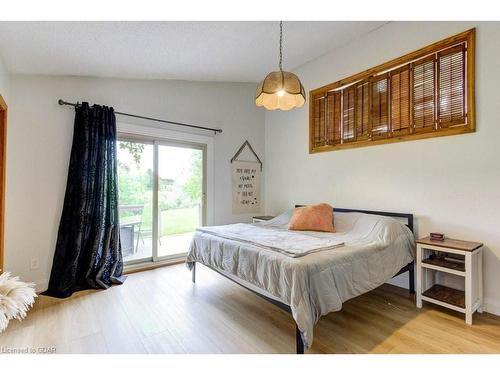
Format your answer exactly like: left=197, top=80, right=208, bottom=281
left=255, top=70, right=306, bottom=111
left=255, top=21, right=306, bottom=111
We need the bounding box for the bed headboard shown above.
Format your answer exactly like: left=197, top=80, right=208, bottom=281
left=294, top=205, right=414, bottom=233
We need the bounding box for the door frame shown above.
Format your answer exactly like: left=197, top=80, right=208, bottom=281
left=0, top=95, right=7, bottom=272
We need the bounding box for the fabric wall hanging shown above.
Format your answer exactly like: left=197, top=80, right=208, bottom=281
left=230, top=141, right=262, bottom=214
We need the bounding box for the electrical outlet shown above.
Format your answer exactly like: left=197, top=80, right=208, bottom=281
left=30, top=258, right=39, bottom=270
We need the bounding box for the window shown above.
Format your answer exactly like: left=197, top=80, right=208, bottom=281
left=327, top=91, right=341, bottom=145
left=355, top=80, right=370, bottom=140
left=390, top=65, right=411, bottom=135
left=371, top=73, right=389, bottom=138
left=309, top=29, right=475, bottom=153
left=342, top=85, right=356, bottom=142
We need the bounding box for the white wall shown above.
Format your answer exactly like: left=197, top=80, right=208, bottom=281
left=265, top=22, right=500, bottom=315
left=0, top=54, right=9, bottom=100
left=5, top=75, right=265, bottom=290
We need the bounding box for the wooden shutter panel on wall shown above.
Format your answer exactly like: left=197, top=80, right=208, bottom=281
left=309, top=29, right=474, bottom=154
left=390, top=65, right=411, bottom=135
left=413, top=55, right=436, bottom=131
left=326, top=91, right=341, bottom=145
left=312, top=94, right=326, bottom=147
left=342, top=86, right=356, bottom=142
left=355, top=80, right=370, bottom=140
left=438, top=43, right=466, bottom=128
left=371, top=74, right=389, bottom=138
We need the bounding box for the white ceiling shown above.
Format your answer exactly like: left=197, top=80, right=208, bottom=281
left=0, top=21, right=387, bottom=82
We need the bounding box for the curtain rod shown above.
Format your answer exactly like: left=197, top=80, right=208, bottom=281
left=58, top=99, right=223, bottom=135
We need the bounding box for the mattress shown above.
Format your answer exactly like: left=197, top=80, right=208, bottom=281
left=186, top=210, right=415, bottom=350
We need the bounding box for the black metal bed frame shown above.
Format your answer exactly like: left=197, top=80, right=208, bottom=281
left=191, top=207, right=415, bottom=354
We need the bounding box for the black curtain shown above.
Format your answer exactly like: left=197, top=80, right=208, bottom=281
left=44, top=102, right=125, bottom=298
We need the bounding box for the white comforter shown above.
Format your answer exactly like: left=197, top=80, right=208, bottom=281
left=186, top=210, right=415, bottom=350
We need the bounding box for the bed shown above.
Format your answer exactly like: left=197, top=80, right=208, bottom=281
left=186, top=206, right=416, bottom=353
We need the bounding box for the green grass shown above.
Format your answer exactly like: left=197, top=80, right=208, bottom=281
left=120, top=206, right=200, bottom=238
left=160, top=206, right=200, bottom=236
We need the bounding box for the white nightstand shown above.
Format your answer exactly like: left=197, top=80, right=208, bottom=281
left=416, top=236, right=483, bottom=325
left=252, top=215, right=275, bottom=223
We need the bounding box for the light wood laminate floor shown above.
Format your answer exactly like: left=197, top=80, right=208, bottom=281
left=1, top=263, right=499, bottom=354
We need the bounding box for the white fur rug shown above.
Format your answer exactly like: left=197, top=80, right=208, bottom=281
left=0, top=272, right=37, bottom=333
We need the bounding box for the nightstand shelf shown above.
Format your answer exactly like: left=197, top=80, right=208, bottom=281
left=422, top=284, right=465, bottom=309
left=421, top=257, right=465, bottom=275
left=416, top=236, right=483, bottom=325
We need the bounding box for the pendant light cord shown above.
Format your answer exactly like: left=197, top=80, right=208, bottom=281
left=279, top=20, right=283, bottom=71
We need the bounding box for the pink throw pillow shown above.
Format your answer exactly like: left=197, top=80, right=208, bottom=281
left=288, top=203, right=335, bottom=233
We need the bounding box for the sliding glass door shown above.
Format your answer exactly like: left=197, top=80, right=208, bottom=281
left=117, top=140, right=154, bottom=263
left=117, top=136, right=205, bottom=265
left=158, top=144, right=204, bottom=258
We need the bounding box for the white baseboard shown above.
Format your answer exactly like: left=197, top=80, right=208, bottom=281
left=32, top=257, right=185, bottom=295
left=483, top=298, right=500, bottom=316
left=34, top=278, right=48, bottom=294
left=124, top=256, right=185, bottom=274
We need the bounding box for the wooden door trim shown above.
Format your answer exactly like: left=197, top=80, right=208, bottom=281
left=0, top=94, right=6, bottom=272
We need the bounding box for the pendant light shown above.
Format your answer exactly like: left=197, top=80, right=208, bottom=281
left=255, top=21, right=306, bottom=111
